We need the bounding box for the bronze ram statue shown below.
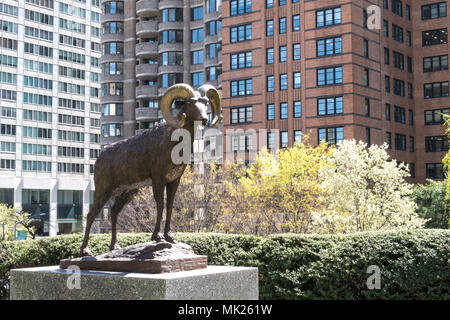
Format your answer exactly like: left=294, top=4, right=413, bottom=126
left=80, top=84, right=222, bottom=256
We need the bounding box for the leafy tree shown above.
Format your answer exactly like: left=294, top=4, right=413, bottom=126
left=412, top=180, right=449, bottom=229
left=0, top=204, right=35, bottom=241
left=442, top=116, right=450, bottom=225
left=311, top=140, right=426, bottom=233
left=116, top=162, right=229, bottom=233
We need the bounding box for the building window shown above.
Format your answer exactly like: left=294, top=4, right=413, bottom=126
left=267, top=76, right=274, bottom=92
left=385, top=76, right=391, bottom=93
left=191, top=28, right=203, bottom=43
left=268, top=132, right=275, bottom=149
left=231, top=24, right=252, bottom=43
left=231, top=135, right=253, bottom=152
left=366, top=128, right=371, bottom=146
left=385, top=104, right=391, bottom=120
left=316, top=7, right=342, bottom=28
left=161, top=8, right=183, bottom=22
left=231, top=79, right=253, bottom=96
left=426, top=136, right=449, bottom=152
left=408, top=110, right=414, bottom=125
left=294, top=101, right=301, bottom=118
left=318, top=97, right=343, bottom=116
left=426, top=163, right=444, bottom=179
left=386, top=132, right=392, bottom=149
left=267, top=104, right=275, bottom=120
left=102, top=123, right=123, bottom=137
left=293, top=44, right=301, bottom=60
left=192, top=72, right=204, bottom=86
left=230, top=0, right=252, bottom=16
left=364, top=68, right=369, bottom=87
left=294, top=130, right=302, bottom=144
left=280, top=74, right=288, bottom=90
left=280, top=103, right=288, bottom=119
left=206, top=66, right=221, bottom=81
left=393, top=51, right=404, bottom=70
left=266, top=0, right=273, bottom=8
left=423, top=29, right=448, bottom=46
left=231, top=51, right=252, bottom=69
left=395, top=134, right=406, bottom=151
left=422, top=2, right=447, bottom=20
left=317, top=66, right=343, bottom=86
left=318, top=127, right=344, bottom=145
left=191, top=6, right=203, bottom=21
left=267, top=48, right=274, bottom=64
left=423, top=55, right=448, bottom=72
left=292, top=15, right=300, bottom=31
left=409, top=136, right=415, bottom=152
left=384, top=48, right=390, bottom=64
left=279, top=46, right=287, bottom=62
left=383, top=20, right=389, bottom=37
left=392, top=0, right=403, bottom=16
left=266, top=20, right=274, bottom=36
left=293, top=72, right=301, bottom=89
left=394, top=79, right=405, bottom=96
left=425, top=108, right=450, bottom=125
left=410, top=163, right=415, bottom=179
left=424, top=81, right=449, bottom=99
left=365, top=98, right=370, bottom=117
left=280, top=131, right=288, bottom=148
left=317, top=37, right=342, bottom=56
left=392, top=24, right=404, bottom=43
left=394, top=106, right=406, bottom=124
left=192, top=50, right=203, bottom=65
left=279, top=17, right=287, bottom=34
left=231, top=106, right=253, bottom=124
left=363, top=39, right=369, bottom=58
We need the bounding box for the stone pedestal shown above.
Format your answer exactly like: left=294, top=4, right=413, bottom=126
left=10, top=265, right=259, bottom=300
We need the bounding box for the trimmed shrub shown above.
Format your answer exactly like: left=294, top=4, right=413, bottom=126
left=0, top=230, right=449, bottom=300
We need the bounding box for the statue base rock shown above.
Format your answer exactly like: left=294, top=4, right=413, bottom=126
left=60, top=242, right=207, bottom=273
left=10, top=265, right=259, bottom=300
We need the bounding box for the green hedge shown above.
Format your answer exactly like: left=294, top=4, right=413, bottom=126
left=1, top=230, right=449, bottom=300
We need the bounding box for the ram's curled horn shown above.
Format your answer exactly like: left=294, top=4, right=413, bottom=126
left=197, top=84, right=222, bottom=128
left=161, top=84, right=197, bottom=128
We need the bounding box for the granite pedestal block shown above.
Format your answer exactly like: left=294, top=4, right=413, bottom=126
left=10, top=265, right=259, bottom=300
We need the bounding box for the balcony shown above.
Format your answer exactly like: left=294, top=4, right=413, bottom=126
left=136, top=64, right=158, bottom=79
left=135, top=107, right=161, bottom=121
left=158, top=42, right=183, bottom=53
left=158, top=0, right=184, bottom=10
left=100, top=135, right=123, bottom=146
left=136, top=20, right=159, bottom=38
left=136, top=0, right=158, bottom=17
left=101, top=13, right=124, bottom=23
left=136, top=85, right=158, bottom=99
left=158, top=21, right=183, bottom=31
left=136, top=42, right=158, bottom=58
left=158, top=65, right=183, bottom=74
left=101, top=32, right=125, bottom=43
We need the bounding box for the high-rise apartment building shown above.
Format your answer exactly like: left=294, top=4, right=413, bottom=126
left=100, top=0, right=223, bottom=146
left=0, top=0, right=102, bottom=236
left=221, top=0, right=450, bottom=183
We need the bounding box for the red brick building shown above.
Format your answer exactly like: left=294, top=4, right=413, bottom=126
left=221, top=0, right=449, bottom=183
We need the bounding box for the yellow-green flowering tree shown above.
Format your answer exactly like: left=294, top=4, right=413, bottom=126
left=218, top=140, right=333, bottom=235
left=311, top=140, right=426, bottom=233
